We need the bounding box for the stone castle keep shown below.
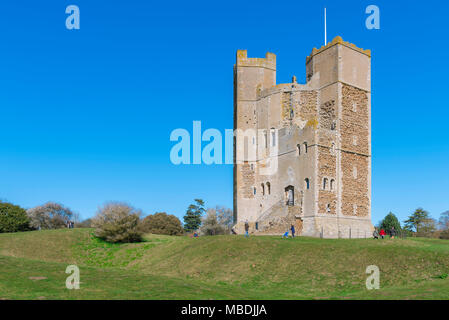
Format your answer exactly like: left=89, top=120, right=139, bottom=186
left=233, top=36, right=373, bottom=238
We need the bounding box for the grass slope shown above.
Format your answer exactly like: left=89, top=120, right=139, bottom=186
left=0, top=228, right=448, bottom=299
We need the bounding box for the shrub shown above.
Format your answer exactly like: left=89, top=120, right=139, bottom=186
left=0, top=201, right=31, bottom=233
left=140, top=212, right=184, bottom=236
left=76, top=218, right=93, bottom=228
left=200, top=209, right=226, bottom=236
left=440, top=229, right=449, bottom=240
left=92, top=202, right=143, bottom=243
left=27, top=202, right=74, bottom=230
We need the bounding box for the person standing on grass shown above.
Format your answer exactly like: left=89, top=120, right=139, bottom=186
left=290, top=224, right=295, bottom=238
left=379, top=228, right=386, bottom=239
left=373, top=228, right=379, bottom=239
left=390, top=226, right=396, bottom=239
left=244, top=220, right=249, bottom=238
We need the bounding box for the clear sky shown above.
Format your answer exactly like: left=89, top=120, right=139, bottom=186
left=0, top=0, right=448, bottom=225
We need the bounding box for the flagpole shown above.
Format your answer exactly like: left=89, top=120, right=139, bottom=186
left=324, top=7, right=327, bottom=46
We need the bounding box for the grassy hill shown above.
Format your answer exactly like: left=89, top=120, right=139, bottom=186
left=0, top=228, right=448, bottom=299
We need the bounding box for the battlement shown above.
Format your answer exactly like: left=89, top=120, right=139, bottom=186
left=236, top=50, right=276, bottom=71
left=306, top=36, right=371, bottom=64
left=258, top=83, right=310, bottom=99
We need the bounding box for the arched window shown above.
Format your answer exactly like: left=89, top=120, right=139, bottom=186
left=285, top=186, right=294, bottom=206
left=304, top=142, right=308, bottom=153
left=297, top=144, right=301, bottom=156
left=326, top=204, right=331, bottom=213
left=266, top=182, right=271, bottom=195
left=253, top=187, right=256, bottom=195
left=323, top=178, right=328, bottom=190
left=261, top=183, right=265, bottom=196
left=304, top=178, right=310, bottom=190
left=330, top=179, right=335, bottom=191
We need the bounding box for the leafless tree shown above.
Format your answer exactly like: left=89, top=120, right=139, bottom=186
left=200, top=206, right=233, bottom=236
left=27, top=202, right=74, bottom=230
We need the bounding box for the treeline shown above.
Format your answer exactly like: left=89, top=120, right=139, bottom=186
left=0, top=199, right=233, bottom=243
left=0, top=201, right=76, bottom=233
left=378, top=208, right=449, bottom=239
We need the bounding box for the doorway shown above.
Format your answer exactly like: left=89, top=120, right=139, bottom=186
left=294, top=216, right=303, bottom=235
left=285, top=185, right=294, bottom=206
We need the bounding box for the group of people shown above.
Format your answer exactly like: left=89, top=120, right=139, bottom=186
left=282, top=225, right=296, bottom=239
left=242, top=221, right=398, bottom=240
left=66, top=220, right=75, bottom=229
left=373, top=226, right=396, bottom=239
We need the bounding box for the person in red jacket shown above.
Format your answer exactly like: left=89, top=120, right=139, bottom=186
left=379, top=229, right=386, bottom=239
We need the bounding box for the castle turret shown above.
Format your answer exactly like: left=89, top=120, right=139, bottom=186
left=306, top=36, right=372, bottom=236
left=233, top=51, right=276, bottom=228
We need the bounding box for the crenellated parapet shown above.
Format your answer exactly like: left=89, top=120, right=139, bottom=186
left=236, top=50, right=276, bottom=71
left=306, top=36, right=371, bottom=64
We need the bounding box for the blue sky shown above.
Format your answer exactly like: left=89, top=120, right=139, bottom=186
left=0, top=0, right=448, bottom=225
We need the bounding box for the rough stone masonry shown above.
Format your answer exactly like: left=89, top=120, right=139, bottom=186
left=233, top=36, right=374, bottom=238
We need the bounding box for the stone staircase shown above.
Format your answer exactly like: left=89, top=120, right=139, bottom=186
left=256, top=200, right=298, bottom=235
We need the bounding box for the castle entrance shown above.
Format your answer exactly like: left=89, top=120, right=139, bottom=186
left=294, top=216, right=303, bottom=236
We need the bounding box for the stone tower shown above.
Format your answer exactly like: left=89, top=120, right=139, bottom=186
left=233, top=36, right=373, bottom=238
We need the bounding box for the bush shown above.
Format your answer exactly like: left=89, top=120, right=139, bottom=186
left=200, top=209, right=226, bottom=236
left=140, top=212, right=184, bottom=236
left=27, top=202, right=74, bottom=230
left=440, top=229, right=449, bottom=240
left=92, top=202, right=143, bottom=243
left=0, top=201, right=31, bottom=233
left=76, top=218, right=93, bottom=228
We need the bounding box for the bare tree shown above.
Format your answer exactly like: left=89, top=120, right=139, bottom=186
left=439, top=211, right=449, bottom=230
left=200, top=208, right=225, bottom=236
left=216, top=206, right=234, bottom=234
left=200, top=206, right=233, bottom=236
left=27, top=202, right=74, bottom=230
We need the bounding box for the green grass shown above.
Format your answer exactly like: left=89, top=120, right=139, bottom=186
left=0, top=228, right=448, bottom=299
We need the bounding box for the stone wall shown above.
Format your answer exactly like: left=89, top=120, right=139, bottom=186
left=239, top=162, right=255, bottom=199
left=317, top=144, right=337, bottom=214
left=340, top=83, right=370, bottom=217
left=297, top=90, right=318, bottom=122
